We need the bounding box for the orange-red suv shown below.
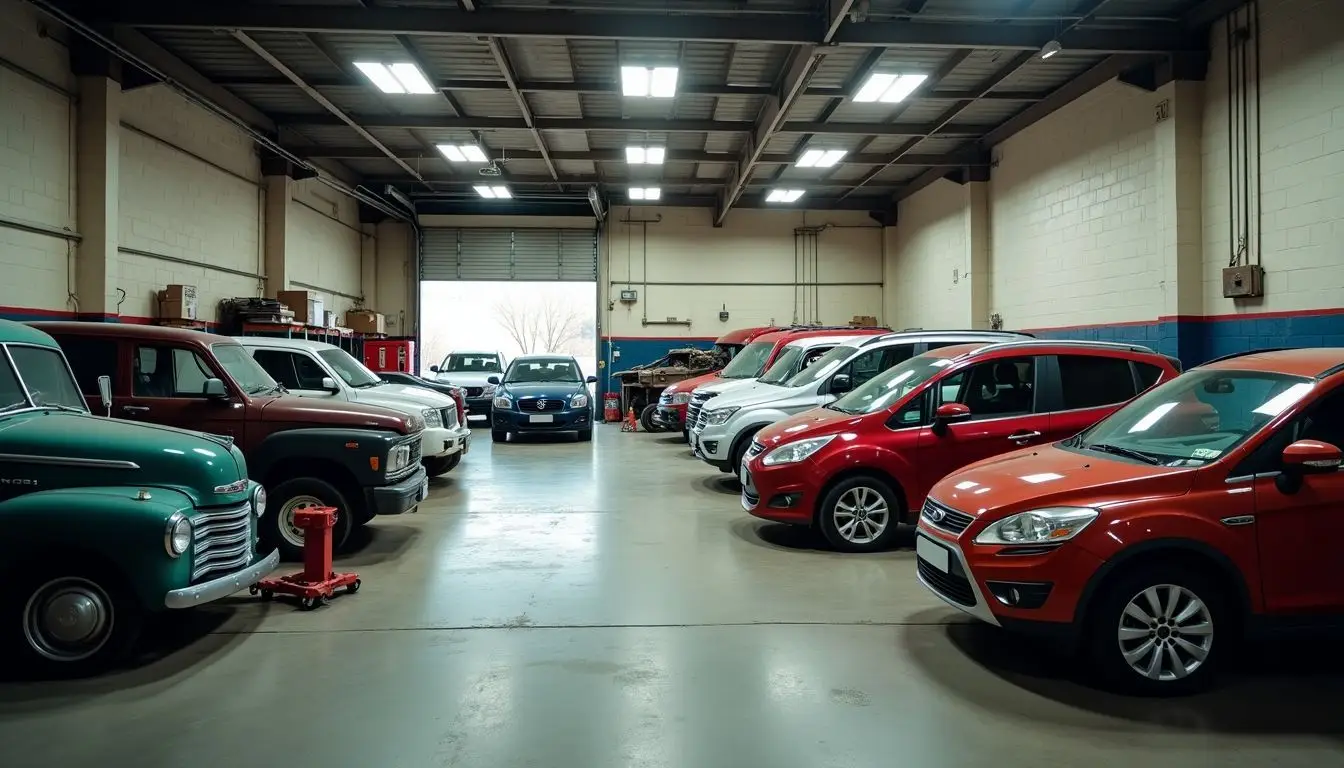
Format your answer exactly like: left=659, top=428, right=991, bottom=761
left=916, top=348, right=1344, bottom=694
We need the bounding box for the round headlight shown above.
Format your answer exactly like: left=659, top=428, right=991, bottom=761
left=253, top=486, right=268, bottom=517
left=165, top=512, right=192, bottom=558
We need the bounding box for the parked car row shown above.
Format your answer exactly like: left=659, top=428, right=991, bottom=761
left=661, top=326, right=1344, bottom=693
left=0, top=319, right=477, bottom=673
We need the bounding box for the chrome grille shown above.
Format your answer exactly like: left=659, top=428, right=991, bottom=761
left=518, top=397, right=564, bottom=412
left=921, top=498, right=975, bottom=535
left=465, top=386, right=484, bottom=397
left=191, top=502, right=253, bottom=583
left=686, top=391, right=718, bottom=429
left=440, top=406, right=458, bottom=428
left=747, top=441, right=765, bottom=459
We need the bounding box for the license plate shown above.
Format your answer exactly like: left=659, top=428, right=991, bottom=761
left=916, top=536, right=949, bottom=573
left=529, top=414, right=554, bottom=423
left=461, top=437, right=469, bottom=454
left=419, top=477, right=429, bottom=501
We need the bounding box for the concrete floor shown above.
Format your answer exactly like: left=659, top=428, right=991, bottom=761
left=2, top=424, right=1343, bottom=767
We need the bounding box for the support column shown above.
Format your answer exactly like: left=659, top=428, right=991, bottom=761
left=74, top=76, right=121, bottom=319
left=964, top=179, right=991, bottom=329
left=262, top=173, right=292, bottom=299
left=1154, top=79, right=1205, bottom=362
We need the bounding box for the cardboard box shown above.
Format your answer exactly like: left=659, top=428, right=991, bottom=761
left=346, top=309, right=386, bottom=335
left=158, top=284, right=198, bottom=321
left=850, top=315, right=878, bottom=327
left=324, top=310, right=340, bottom=329
left=278, top=290, right=323, bottom=325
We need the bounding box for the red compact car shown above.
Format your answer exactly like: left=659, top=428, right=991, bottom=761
left=744, top=340, right=1181, bottom=552
left=655, top=325, right=777, bottom=438
left=916, top=347, right=1344, bottom=695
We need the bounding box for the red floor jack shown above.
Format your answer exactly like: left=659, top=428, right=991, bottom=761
left=250, top=506, right=361, bottom=610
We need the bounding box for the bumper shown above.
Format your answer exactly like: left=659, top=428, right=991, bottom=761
left=654, top=405, right=685, bottom=430
left=465, top=396, right=493, bottom=415
left=164, top=548, right=280, bottom=609
left=690, top=424, right=734, bottom=469
left=494, top=407, right=592, bottom=432
left=740, top=459, right=817, bottom=525
left=366, top=465, right=430, bottom=516
left=420, top=425, right=469, bottom=458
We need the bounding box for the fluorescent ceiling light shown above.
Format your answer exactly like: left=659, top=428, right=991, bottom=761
left=625, top=146, right=666, bottom=165
left=852, top=73, right=928, bottom=103
left=622, top=65, right=678, bottom=98
left=795, top=149, right=847, bottom=168
left=766, top=189, right=805, bottom=203
left=437, top=144, right=487, bottom=163
left=354, top=61, right=437, bottom=95
left=1040, top=40, right=1063, bottom=60
left=474, top=185, right=512, bottom=199
left=629, top=187, right=661, bottom=201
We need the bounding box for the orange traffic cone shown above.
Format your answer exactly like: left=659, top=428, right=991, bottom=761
left=621, top=407, right=637, bottom=432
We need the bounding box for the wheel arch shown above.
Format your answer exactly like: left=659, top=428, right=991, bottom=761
left=263, top=457, right=362, bottom=515
left=815, top=465, right=909, bottom=524
left=1075, top=538, right=1253, bottom=630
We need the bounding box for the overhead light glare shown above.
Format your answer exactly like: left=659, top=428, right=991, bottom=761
left=625, top=146, right=666, bottom=165
left=795, top=149, right=847, bottom=168
left=629, top=187, right=661, bottom=201
left=437, top=144, right=488, bottom=163
left=852, top=73, right=928, bottom=103
left=622, top=65, right=678, bottom=98
left=766, top=189, right=805, bottom=203
left=1040, top=40, right=1063, bottom=59
left=354, top=61, right=437, bottom=95
left=474, top=185, right=512, bottom=199
left=388, top=62, right=436, bottom=94
left=354, top=62, right=405, bottom=94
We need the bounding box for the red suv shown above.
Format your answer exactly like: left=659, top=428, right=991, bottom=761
left=745, top=340, right=1181, bottom=553
left=916, top=348, right=1344, bottom=694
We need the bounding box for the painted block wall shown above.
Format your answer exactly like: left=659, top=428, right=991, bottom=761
left=882, top=181, right=971, bottom=329
left=286, top=178, right=366, bottom=319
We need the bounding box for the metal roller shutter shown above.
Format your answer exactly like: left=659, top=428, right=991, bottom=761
left=420, top=227, right=597, bottom=282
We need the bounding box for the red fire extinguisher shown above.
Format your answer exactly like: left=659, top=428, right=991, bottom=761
left=603, top=393, right=621, bottom=423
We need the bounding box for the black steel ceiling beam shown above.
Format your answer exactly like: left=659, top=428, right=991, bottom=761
left=300, top=147, right=989, bottom=167
left=372, top=173, right=903, bottom=190
left=1184, top=0, right=1247, bottom=28
left=485, top=39, right=560, bottom=184
left=96, top=4, right=1198, bottom=52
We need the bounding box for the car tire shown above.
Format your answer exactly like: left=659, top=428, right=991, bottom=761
left=491, top=429, right=508, bottom=443
left=265, top=477, right=354, bottom=561
left=681, top=428, right=690, bottom=443
left=1085, top=562, right=1227, bottom=696
left=6, top=562, right=142, bottom=677
left=422, top=455, right=459, bottom=476
left=639, top=404, right=662, bottom=433
left=817, top=474, right=902, bottom=553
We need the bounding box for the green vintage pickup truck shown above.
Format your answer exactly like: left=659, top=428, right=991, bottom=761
left=0, top=320, right=278, bottom=673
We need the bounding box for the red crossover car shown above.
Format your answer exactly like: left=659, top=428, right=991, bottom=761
left=745, top=340, right=1181, bottom=553
left=916, top=347, right=1344, bottom=695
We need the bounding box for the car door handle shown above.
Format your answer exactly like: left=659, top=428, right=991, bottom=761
left=1008, top=430, right=1041, bottom=443
left=122, top=405, right=149, bottom=414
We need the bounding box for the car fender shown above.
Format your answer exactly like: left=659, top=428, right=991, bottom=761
left=725, top=407, right=791, bottom=443
left=250, top=427, right=402, bottom=487
left=812, top=440, right=920, bottom=512
left=0, top=486, right=197, bottom=609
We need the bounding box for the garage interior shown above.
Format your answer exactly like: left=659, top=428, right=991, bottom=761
left=2, top=0, right=1344, bottom=765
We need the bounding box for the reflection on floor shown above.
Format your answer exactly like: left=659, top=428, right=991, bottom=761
left=1, top=426, right=1342, bottom=767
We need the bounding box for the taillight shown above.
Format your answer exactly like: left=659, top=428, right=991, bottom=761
left=453, top=389, right=466, bottom=421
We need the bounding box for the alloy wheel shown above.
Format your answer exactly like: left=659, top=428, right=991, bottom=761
left=1116, top=584, right=1214, bottom=682
left=832, top=486, right=890, bottom=544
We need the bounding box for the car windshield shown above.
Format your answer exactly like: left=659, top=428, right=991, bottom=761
left=716, top=343, right=744, bottom=360
left=211, top=343, right=279, bottom=396
left=0, top=344, right=86, bottom=413
left=782, top=344, right=855, bottom=388
left=1069, top=369, right=1316, bottom=466
left=830, top=353, right=959, bottom=415
left=319, top=348, right=383, bottom=388
left=719, top=341, right=773, bottom=378
left=442, top=353, right=502, bottom=373
left=505, top=359, right=581, bottom=384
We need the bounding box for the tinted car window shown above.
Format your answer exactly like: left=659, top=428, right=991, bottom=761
left=1057, top=354, right=1137, bottom=410
left=59, top=337, right=118, bottom=394
left=1135, top=362, right=1164, bottom=391
left=252, top=349, right=299, bottom=389
left=956, top=356, right=1037, bottom=417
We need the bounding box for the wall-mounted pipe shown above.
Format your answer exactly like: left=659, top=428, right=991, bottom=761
left=608, top=281, right=881, bottom=287
left=118, top=246, right=265, bottom=281
left=0, top=214, right=79, bottom=243
left=290, top=280, right=363, bottom=302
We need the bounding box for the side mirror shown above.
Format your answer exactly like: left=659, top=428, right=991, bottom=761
left=830, top=373, right=852, bottom=394
left=931, top=402, right=972, bottom=436
left=97, top=375, right=112, bottom=416
left=429, top=365, right=440, bottom=373
left=320, top=376, right=340, bottom=393
left=586, top=375, right=598, bottom=384
left=202, top=377, right=228, bottom=398
left=487, top=375, right=501, bottom=385
left=1283, top=439, right=1342, bottom=473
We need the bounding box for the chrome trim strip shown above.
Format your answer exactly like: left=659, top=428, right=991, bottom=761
left=0, top=453, right=141, bottom=470
left=1221, top=515, right=1256, bottom=526
left=1225, top=471, right=1280, bottom=484
left=167, top=549, right=279, bottom=609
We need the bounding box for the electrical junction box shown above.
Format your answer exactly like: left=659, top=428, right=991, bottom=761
left=1222, top=265, right=1264, bottom=298
left=619, top=289, right=638, bottom=303
left=719, top=309, right=730, bottom=321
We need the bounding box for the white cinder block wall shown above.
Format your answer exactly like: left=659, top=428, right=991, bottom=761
left=882, top=182, right=971, bottom=329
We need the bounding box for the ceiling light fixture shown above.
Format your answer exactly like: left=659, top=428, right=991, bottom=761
left=621, top=66, right=679, bottom=98
left=625, top=146, right=666, bottom=165
left=474, top=185, right=512, bottom=199
left=1040, top=40, right=1063, bottom=59
left=766, top=189, right=805, bottom=203
left=852, top=73, right=928, bottom=104
left=437, top=144, right=488, bottom=163
left=629, top=187, right=661, bottom=201
left=795, top=149, right=847, bottom=168
left=353, top=61, right=437, bottom=95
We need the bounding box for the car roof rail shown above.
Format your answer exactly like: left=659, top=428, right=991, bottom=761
left=897, top=327, right=1035, bottom=338
left=1199, top=347, right=1295, bottom=366
left=972, top=338, right=1160, bottom=356
left=861, top=329, right=1029, bottom=346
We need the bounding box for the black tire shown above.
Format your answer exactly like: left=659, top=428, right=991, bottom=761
left=1084, top=562, right=1227, bottom=696
left=681, top=428, right=690, bottom=443
left=728, top=431, right=758, bottom=478
left=264, top=477, right=354, bottom=561
left=491, top=429, right=508, bottom=443
left=639, top=403, right=662, bottom=433
left=422, top=454, right=460, bottom=476
left=6, top=562, right=142, bottom=677
left=816, top=474, right=902, bottom=553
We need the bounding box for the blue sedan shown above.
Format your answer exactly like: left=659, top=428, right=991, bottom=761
left=489, top=355, right=597, bottom=442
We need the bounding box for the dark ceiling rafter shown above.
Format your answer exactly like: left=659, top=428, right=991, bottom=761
left=300, top=147, right=988, bottom=167
left=366, top=173, right=908, bottom=190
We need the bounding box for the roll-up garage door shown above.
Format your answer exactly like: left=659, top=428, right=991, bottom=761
left=420, top=228, right=598, bottom=281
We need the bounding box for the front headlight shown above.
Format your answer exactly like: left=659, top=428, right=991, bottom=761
left=252, top=485, right=267, bottom=517
left=704, top=406, right=740, bottom=426
left=483, top=383, right=498, bottom=395
left=571, top=394, right=589, bottom=409
left=973, top=507, right=1099, bottom=546
left=421, top=407, right=442, bottom=428
left=164, top=512, right=192, bottom=558
left=388, top=443, right=412, bottom=473
left=762, top=435, right=837, bottom=466
left=672, top=392, right=691, bottom=405
left=493, top=395, right=513, bottom=409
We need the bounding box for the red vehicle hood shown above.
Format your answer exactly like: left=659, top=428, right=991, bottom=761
left=928, top=444, right=1197, bottom=519
left=757, top=406, right=864, bottom=450
left=666, top=370, right=723, bottom=396
left=257, top=395, right=411, bottom=434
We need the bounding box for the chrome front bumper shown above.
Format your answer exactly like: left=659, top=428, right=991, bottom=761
left=164, top=548, right=281, bottom=609
left=913, top=530, right=1001, bottom=627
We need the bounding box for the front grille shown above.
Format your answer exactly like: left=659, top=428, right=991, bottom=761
left=921, top=498, right=975, bottom=535
left=465, top=386, right=484, bottom=397
left=192, top=502, right=253, bottom=583
left=686, top=391, right=718, bottom=429
left=518, top=397, right=566, bottom=412
left=746, top=441, right=765, bottom=459
left=917, top=556, right=977, bottom=607
left=694, top=409, right=708, bottom=430
left=440, top=407, right=458, bottom=429
left=388, top=438, right=422, bottom=482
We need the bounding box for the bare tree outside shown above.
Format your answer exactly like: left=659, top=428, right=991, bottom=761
left=494, top=294, right=585, bottom=355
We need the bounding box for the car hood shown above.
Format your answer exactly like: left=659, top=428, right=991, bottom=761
left=666, top=371, right=724, bottom=395
left=702, top=380, right=798, bottom=411
left=258, top=394, right=412, bottom=434
left=0, top=410, right=249, bottom=507
left=500, top=382, right=588, bottom=400
left=354, top=383, right=455, bottom=410
left=756, top=406, right=862, bottom=449
left=696, top=376, right=759, bottom=396
left=928, top=444, right=1197, bottom=520
left=434, top=371, right=499, bottom=387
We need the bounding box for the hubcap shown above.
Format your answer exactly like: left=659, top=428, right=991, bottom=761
left=23, top=577, right=114, bottom=662
left=278, top=495, right=331, bottom=548
left=833, top=486, right=890, bottom=544
left=1116, top=584, right=1214, bottom=682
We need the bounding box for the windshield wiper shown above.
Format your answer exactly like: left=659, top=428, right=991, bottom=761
left=1086, top=442, right=1161, bottom=465
left=38, top=403, right=86, bottom=414
left=0, top=401, right=31, bottom=414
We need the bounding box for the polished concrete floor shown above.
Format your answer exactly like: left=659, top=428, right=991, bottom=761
left=2, top=424, right=1343, bottom=767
